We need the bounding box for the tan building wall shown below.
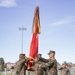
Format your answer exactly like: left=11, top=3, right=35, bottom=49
left=6, top=62, right=15, bottom=69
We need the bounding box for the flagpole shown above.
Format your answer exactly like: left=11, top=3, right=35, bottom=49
left=36, top=0, right=38, bottom=6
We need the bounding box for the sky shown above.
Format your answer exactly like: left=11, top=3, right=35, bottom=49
left=0, top=0, right=75, bottom=64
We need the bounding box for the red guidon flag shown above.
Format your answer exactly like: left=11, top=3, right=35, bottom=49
left=27, top=6, right=41, bottom=69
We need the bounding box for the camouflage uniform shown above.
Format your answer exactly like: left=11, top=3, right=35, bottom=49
left=60, top=68, right=70, bottom=75
left=15, top=54, right=28, bottom=75
left=31, top=54, right=45, bottom=75
left=39, top=50, right=57, bottom=75
left=35, top=61, right=45, bottom=75
left=59, top=65, right=70, bottom=75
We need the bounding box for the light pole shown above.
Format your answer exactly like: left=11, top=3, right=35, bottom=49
left=19, top=26, right=27, bottom=53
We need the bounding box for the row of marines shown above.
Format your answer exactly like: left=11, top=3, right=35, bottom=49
left=11, top=50, right=59, bottom=75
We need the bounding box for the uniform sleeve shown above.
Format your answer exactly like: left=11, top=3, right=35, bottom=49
left=41, top=60, right=54, bottom=69
left=45, top=60, right=54, bottom=67
left=18, top=59, right=26, bottom=65
left=58, top=66, right=63, bottom=70
left=39, top=57, right=49, bottom=63
left=19, top=58, right=29, bottom=64
left=25, top=58, right=29, bottom=63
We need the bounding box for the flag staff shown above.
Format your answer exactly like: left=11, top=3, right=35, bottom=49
left=19, top=26, right=27, bottom=53
left=36, top=0, right=38, bottom=6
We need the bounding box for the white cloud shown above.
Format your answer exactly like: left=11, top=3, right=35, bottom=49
left=0, top=0, right=16, bottom=7
left=50, top=16, right=75, bottom=26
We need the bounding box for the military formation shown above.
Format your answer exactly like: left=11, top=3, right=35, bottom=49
left=11, top=50, right=70, bottom=75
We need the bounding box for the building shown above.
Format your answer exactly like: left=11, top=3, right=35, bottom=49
left=6, top=62, right=15, bottom=69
